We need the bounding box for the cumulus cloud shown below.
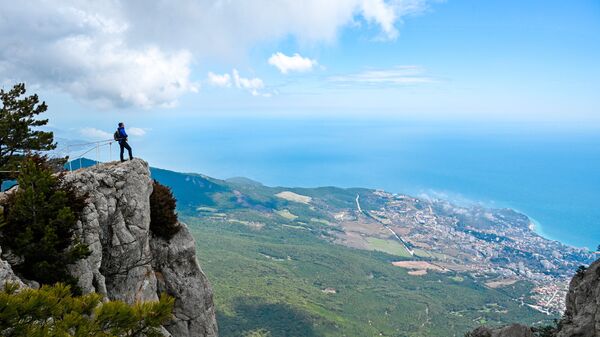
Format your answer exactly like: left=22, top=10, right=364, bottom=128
left=207, top=69, right=268, bottom=97
left=0, top=1, right=196, bottom=109
left=329, top=66, right=436, bottom=86
left=79, top=127, right=112, bottom=140
left=127, top=127, right=147, bottom=136
left=121, top=0, right=430, bottom=53
left=0, top=0, right=431, bottom=108
left=207, top=72, right=232, bottom=87
left=268, top=52, right=317, bottom=74
left=233, top=69, right=265, bottom=96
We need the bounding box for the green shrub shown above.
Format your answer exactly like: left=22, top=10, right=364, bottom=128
left=0, top=157, right=89, bottom=291
left=0, top=282, right=174, bottom=337
left=533, top=319, right=560, bottom=337
left=149, top=180, right=180, bottom=240
left=243, top=329, right=272, bottom=337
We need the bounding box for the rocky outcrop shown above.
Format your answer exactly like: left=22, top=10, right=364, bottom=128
left=467, top=324, right=533, bottom=337
left=468, top=258, right=600, bottom=337
left=150, top=226, right=218, bottom=337
left=0, top=247, right=24, bottom=290
left=557, top=259, right=600, bottom=337
left=0, top=159, right=218, bottom=337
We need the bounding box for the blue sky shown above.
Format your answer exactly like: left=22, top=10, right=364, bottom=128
left=3, top=1, right=600, bottom=247
left=0, top=0, right=598, bottom=141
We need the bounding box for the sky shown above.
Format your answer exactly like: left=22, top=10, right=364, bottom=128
left=0, top=0, right=598, bottom=128
left=2, top=1, right=599, bottom=247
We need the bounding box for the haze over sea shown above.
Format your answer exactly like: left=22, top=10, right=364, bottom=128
left=136, top=116, right=600, bottom=250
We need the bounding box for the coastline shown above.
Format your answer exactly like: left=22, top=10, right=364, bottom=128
left=408, top=187, right=588, bottom=251
left=527, top=217, right=555, bottom=244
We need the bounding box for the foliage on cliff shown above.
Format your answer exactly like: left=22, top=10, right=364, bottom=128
left=0, top=157, right=89, bottom=290
left=0, top=83, right=55, bottom=185
left=150, top=180, right=180, bottom=240
left=0, top=283, right=174, bottom=337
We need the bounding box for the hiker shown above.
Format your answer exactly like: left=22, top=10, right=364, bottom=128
left=114, top=122, right=133, bottom=162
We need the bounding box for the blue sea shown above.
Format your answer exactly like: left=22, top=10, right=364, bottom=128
left=135, top=117, right=599, bottom=249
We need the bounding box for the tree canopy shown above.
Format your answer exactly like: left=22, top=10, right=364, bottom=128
left=0, top=283, right=174, bottom=337
left=0, top=157, right=89, bottom=291
left=0, top=83, right=55, bottom=184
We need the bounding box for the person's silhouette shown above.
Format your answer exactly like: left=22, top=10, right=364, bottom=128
left=116, top=122, right=133, bottom=162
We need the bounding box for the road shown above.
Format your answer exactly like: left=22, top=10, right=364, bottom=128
left=356, top=194, right=414, bottom=256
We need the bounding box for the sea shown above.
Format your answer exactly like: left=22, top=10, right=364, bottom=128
left=118, top=117, right=600, bottom=249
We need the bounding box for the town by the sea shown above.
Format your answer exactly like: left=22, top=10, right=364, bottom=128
left=132, top=116, right=600, bottom=250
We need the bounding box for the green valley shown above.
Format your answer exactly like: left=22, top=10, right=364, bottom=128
left=69, top=159, right=591, bottom=336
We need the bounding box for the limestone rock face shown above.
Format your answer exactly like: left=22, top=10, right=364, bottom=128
left=64, top=159, right=157, bottom=303
left=0, top=159, right=218, bottom=337
left=0, top=190, right=25, bottom=291
left=557, top=259, right=600, bottom=337
left=150, top=224, right=218, bottom=337
left=0, top=246, right=24, bottom=290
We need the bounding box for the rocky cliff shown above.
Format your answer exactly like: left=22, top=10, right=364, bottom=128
left=468, top=258, right=600, bottom=337
left=557, top=258, right=600, bottom=337
left=0, top=159, right=218, bottom=337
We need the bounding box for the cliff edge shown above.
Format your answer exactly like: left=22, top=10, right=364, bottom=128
left=0, top=159, right=218, bottom=337
left=468, top=258, right=600, bottom=337
left=557, top=258, right=600, bottom=337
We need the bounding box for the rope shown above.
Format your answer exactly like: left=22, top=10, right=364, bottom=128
left=53, top=138, right=121, bottom=171
left=58, top=139, right=114, bottom=149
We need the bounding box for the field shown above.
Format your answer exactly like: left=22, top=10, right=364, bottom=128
left=367, top=237, right=413, bottom=257
left=185, top=216, right=551, bottom=337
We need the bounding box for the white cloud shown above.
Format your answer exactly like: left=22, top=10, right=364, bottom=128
left=268, top=52, right=317, bottom=74
left=361, top=0, right=400, bottom=39
left=206, top=69, right=268, bottom=96
left=207, top=72, right=232, bottom=87
left=232, top=69, right=265, bottom=96
left=127, top=127, right=147, bottom=136
left=329, top=66, right=436, bottom=86
left=0, top=0, right=432, bottom=107
left=0, top=1, right=197, bottom=109
left=120, top=0, right=430, bottom=52
left=79, top=127, right=112, bottom=140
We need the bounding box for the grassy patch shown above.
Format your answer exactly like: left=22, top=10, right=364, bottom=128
left=275, top=209, right=298, bottom=221
left=367, top=237, right=413, bottom=257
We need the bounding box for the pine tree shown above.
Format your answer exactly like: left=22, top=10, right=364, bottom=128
left=0, top=157, right=89, bottom=290
left=0, top=283, right=174, bottom=337
left=149, top=180, right=180, bottom=240
left=0, top=83, right=55, bottom=186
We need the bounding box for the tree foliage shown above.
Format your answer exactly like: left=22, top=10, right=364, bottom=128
left=533, top=324, right=558, bottom=337
left=243, top=329, right=272, bottom=337
left=0, top=283, right=174, bottom=337
left=0, top=83, right=55, bottom=184
left=0, top=157, right=89, bottom=290
left=149, top=180, right=180, bottom=240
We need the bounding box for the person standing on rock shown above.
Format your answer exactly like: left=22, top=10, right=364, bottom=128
left=114, top=122, right=133, bottom=162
